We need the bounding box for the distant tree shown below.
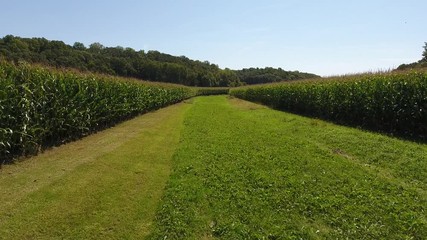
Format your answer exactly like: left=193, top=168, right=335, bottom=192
left=218, top=69, right=240, bottom=87
left=89, top=42, right=104, bottom=53
left=422, top=42, right=427, bottom=61
left=2, top=35, right=14, bottom=44
left=73, top=42, right=86, bottom=50
left=0, top=35, right=319, bottom=86
left=235, top=67, right=319, bottom=85
left=397, top=42, right=427, bottom=70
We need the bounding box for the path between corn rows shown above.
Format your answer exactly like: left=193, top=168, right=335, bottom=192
left=0, top=98, right=191, bottom=239
left=0, top=96, right=426, bottom=239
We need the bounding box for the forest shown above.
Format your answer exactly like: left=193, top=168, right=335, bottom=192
left=0, top=35, right=319, bottom=87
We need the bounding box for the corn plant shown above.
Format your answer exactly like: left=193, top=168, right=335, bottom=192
left=230, top=72, right=427, bottom=140
left=0, top=62, right=198, bottom=162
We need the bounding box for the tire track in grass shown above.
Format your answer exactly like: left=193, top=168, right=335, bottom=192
left=0, top=101, right=191, bottom=239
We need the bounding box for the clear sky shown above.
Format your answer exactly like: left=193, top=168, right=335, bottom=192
left=1, top=0, right=426, bottom=76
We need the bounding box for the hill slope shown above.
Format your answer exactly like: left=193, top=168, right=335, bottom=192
left=0, top=35, right=319, bottom=87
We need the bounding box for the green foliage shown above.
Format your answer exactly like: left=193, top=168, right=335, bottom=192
left=235, top=67, right=319, bottom=84
left=0, top=61, right=198, bottom=162
left=396, top=42, right=427, bottom=70
left=0, top=35, right=246, bottom=87
left=423, top=42, right=427, bottom=60
left=0, top=35, right=319, bottom=87
left=230, top=72, right=427, bottom=140
left=72, top=42, right=86, bottom=50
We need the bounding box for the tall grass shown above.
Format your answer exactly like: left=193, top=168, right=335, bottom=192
left=0, top=62, right=198, bottom=162
left=230, top=71, right=427, bottom=140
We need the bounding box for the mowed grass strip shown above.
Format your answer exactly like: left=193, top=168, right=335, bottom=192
left=0, top=101, right=191, bottom=239
left=149, top=96, right=427, bottom=239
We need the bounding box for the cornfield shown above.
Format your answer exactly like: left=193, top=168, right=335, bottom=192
left=0, top=62, right=198, bottom=162
left=230, top=72, right=427, bottom=140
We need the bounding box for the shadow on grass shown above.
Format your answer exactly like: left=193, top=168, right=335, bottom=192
left=264, top=104, right=427, bottom=145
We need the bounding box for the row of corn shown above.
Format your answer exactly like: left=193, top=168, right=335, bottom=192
left=230, top=72, right=427, bottom=140
left=0, top=62, right=208, bottom=162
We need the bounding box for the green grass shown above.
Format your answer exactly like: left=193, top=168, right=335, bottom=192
left=149, top=96, right=427, bottom=239
left=1, top=96, right=426, bottom=239
left=0, top=101, right=191, bottom=239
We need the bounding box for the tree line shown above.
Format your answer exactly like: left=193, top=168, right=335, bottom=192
left=396, top=42, right=427, bottom=71
left=0, top=35, right=319, bottom=87
left=236, top=67, right=319, bottom=85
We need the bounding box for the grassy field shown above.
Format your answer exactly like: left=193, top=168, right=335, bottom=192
left=1, top=96, right=426, bottom=239
left=149, top=96, right=426, bottom=239
left=0, top=101, right=191, bottom=239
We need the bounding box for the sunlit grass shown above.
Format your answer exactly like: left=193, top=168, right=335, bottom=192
left=149, top=96, right=427, bottom=239
left=0, top=102, right=190, bottom=239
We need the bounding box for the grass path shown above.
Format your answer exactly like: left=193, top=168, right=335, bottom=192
left=149, top=96, right=427, bottom=239
left=1, top=96, right=426, bottom=239
left=0, top=101, right=191, bottom=239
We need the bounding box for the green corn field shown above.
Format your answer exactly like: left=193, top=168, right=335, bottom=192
left=230, top=72, right=427, bottom=140
left=0, top=62, right=211, bottom=162
left=3, top=60, right=426, bottom=163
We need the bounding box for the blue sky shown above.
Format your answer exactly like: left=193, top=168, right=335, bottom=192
left=1, top=0, right=426, bottom=76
